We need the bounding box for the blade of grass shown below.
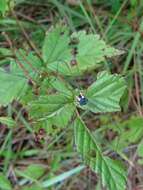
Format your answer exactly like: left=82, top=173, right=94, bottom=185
left=123, top=19, right=143, bottom=74
left=3, top=130, right=13, bottom=173
left=104, top=0, right=128, bottom=36
left=49, top=0, right=75, bottom=31
left=0, top=130, right=12, bottom=156
left=42, top=165, right=85, bottom=188
left=15, top=169, right=42, bottom=186
left=79, top=0, right=96, bottom=33
left=49, top=0, right=85, bottom=20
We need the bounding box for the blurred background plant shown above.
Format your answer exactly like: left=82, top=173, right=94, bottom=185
left=0, top=0, right=143, bottom=190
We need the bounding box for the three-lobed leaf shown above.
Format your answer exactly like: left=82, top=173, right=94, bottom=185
left=42, top=25, right=123, bottom=76
left=71, top=31, right=122, bottom=73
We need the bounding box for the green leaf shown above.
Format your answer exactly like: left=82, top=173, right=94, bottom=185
left=0, top=68, right=27, bottom=106
left=35, top=104, right=75, bottom=133
left=48, top=76, right=73, bottom=97
left=42, top=26, right=122, bottom=76
left=0, top=0, right=7, bottom=16
left=82, top=71, right=126, bottom=113
left=13, top=49, right=42, bottom=79
left=0, top=0, right=15, bottom=16
left=74, top=117, right=126, bottom=190
left=71, top=31, right=122, bottom=72
left=0, top=49, right=43, bottom=106
left=0, top=117, right=16, bottom=127
left=29, top=94, right=74, bottom=119
left=42, top=25, right=71, bottom=64
left=0, top=173, right=12, bottom=190
left=49, top=104, right=74, bottom=127
left=43, top=77, right=75, bottom=126
left=16, top=164, right=46, bottom=180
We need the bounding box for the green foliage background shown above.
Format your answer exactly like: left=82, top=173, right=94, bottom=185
left=0, top=0, right=143, bottom=190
